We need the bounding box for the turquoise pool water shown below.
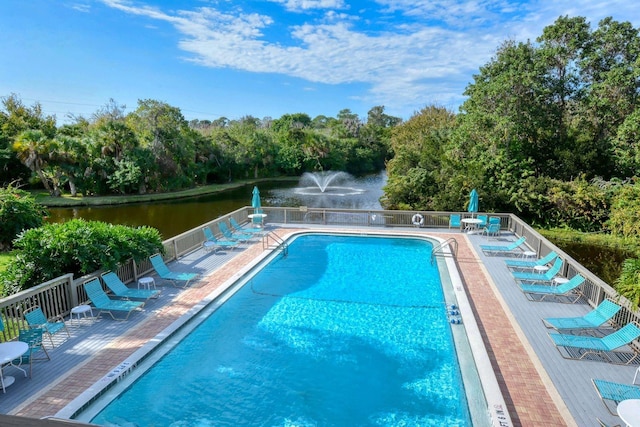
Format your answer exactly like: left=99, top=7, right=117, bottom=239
left=89, top=235, right=471, bottom=426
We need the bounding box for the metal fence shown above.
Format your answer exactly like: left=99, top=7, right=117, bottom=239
left=1, top=207, right=638, bottom=347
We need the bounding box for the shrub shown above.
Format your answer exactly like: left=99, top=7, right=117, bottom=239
left=0, top=185, right=48, bottom=250
left=615, top=258, right=640, bottom=310
left=608, top=181, right=640, bottom=238
left=0, top=219, right=163, bottom=295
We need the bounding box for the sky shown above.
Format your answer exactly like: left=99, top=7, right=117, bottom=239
left=1, top=0, right=639, bottom=125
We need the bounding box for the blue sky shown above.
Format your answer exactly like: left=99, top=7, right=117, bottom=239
left=1, top=1, right=639, bottom=124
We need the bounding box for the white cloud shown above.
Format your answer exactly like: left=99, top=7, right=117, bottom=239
left=70, top=3, right=91, bottom=13
left=268, top=0, right=348, bottom=12
left=99, top=0, right=640, bottom=114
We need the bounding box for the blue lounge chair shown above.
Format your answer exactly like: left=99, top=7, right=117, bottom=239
left=505, top=251, right=558, bottom=270
left=83, top=278, right=145, bottom=321
left=480, top=236, right=527, bottom=255
left=549, top=322, right=640, bottom=364
left=230, top=217, right=262, bottom=234
left=219, top=221, right=253, bottom=242
left=592, top=378, right=640, bottom=415
left=101, top=272, right=160, bottom=301
left=449, top=214, right=461, bottom=230
left=203, top=226, right=238, bottom=252
left=149, top=254, right=198, bottom=288
left=24, top=306, right=70, bottom=348
left=543, top=299, right=621, bottom=332
left=519, top=274, right=585, bottom=302
left=511, top=257, right=563, bottom=283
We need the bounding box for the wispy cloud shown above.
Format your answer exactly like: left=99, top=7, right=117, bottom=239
left=99, top=0, right=640, bottom=114
left=69, top=3, right=91, bottom=13
left=269, top=0, right=348, bottom=12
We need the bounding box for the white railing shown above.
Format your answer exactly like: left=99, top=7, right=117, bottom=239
left=0, top=207, right=636, bottom=346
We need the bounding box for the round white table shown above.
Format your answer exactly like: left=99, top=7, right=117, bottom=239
left=521, top=250, right=536, bottom=259
left=618, top=399, right=640, bottom=427
left=247, top=213, right=267, bottom=227
left=0, top=341, right=28, bottom=392
left=533, top=265, right=549, bottom=274
left=138, top=277, right=156, bottom=290
left=70, top=304, right=94, bottom=324
left=461, top=218, right=483, bottom=233
left=552, top=277, right=569, bottom=287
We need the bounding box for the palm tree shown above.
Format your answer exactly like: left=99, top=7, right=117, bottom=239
left=12, top=129, right=53, bottom=194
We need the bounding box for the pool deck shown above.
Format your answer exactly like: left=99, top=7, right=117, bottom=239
left=1, top=225, right=636, bottom=426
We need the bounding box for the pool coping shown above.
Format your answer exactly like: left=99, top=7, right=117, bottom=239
left=13, top=227, right=571, bottom=426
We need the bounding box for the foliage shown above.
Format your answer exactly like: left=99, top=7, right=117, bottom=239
left=544, top=177, right=611, bottom=231
left=382, top=106, right=457, bottom=210
left=0, top=96, right=399, bottom=196
left=0, top=185, right=48, bottom=250
left=607, top=181, right=640, bottom=238
left=615, top=258, right=640, bottom=309
left=0, top=219, right=163, bottom=295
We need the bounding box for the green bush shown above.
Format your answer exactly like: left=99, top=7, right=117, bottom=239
left=0, top=219, right=163, bottom=296
left=0, top=185, right=48, bottom=250
left=615, top=258, right=640, bottom=310
left=608, top=181, right=640, bottom=238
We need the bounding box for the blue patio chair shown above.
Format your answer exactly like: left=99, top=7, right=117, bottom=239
left=479, top=236, right=527, bottom=255
left=511, top=257, right=563, bottom=284
left=481, top=222, right=501, bottom=237
left=542, top=299, right=621, bottom=332
left=549, top=321, right=640, bottom=364
left=149, top=254, right=198, bottom=288
left=251, top=208, right=265, bottom=227
left=230, top=217, right=262, bottom=234
left=595, top=418, right=621, bottom=427
left=0, top=319, right=28, bottom=391
left=476, top=214, right=488, bottom=227
left=24, top=306, right=70, bottom=348
left=83, top=277, right=145, bottom=321
left=16, top=327, right=50, bottom=378
left=101, top=271, right=160, bottom=301
left=218, top=221, right=252, bottom=243
left=592, top=378, right=640, bottom=415
left=519, top=274, right=585, bottom=302
left=505, top=251, right=558, bottom=270
left=449, top=214, right=461, bottom=230
left=203, top=226, right=238, bottom=252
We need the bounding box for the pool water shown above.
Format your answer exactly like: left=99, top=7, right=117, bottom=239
left=90, top=235, right=471, bottom=426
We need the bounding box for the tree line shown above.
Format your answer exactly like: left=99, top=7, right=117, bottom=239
left=384, top=15, right=640, bottom=238
left=0, top=97, right=400, bottom=197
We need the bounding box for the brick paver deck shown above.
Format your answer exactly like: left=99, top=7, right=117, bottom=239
left=13, top=228, right=571, bottom=426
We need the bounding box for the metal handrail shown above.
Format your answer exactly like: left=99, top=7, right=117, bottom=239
left=431, top=237, right=458, bottom=264
left=262, top=231, right=288, bottom=256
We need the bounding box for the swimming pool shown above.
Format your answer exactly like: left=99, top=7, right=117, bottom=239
left=64, top=233, right=508, bottom=426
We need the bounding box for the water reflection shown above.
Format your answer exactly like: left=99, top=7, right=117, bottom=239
left=47, top=172, right=387, bottom=239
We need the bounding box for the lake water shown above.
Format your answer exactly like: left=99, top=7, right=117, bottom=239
left=46, top=172, right=387, bottom=239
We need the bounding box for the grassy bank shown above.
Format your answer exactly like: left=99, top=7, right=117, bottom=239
left=31, top=177, right=297, bottom=207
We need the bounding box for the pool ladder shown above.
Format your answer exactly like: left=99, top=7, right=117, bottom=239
left=262, top=231, right=288, bottom=256
left=430, top=237, right=458, bottom=264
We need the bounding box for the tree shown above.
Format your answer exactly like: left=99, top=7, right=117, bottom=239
left=126, top=99, right=196, bottom=191
left=12, top=129, right=54, bottom=194
left=382, top=106, right=456, bottom=210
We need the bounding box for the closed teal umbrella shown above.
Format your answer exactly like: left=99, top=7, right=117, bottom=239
left=252, top=186, right=261, bottom=210
left=468, top=189, right=479, bottom=216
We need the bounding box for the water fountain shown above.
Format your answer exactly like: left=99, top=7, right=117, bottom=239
left=296, top=171, right=366, bottom=197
